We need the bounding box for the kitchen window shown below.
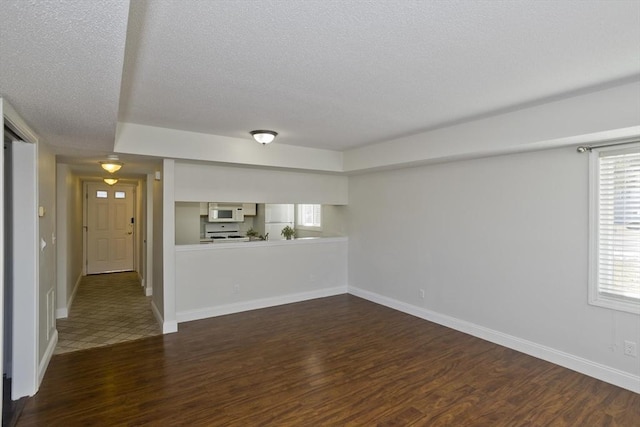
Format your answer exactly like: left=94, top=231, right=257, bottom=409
left=588, top=144, right=640, bottom=314
left=297, top=204, right=322, bottom=229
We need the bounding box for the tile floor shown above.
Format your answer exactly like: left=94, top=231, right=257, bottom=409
left=55, top=272, right=161, bottom=355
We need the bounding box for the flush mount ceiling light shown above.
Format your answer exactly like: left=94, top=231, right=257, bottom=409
left=100, top=162, right=122, bottom=173
left=103, top=177, right=119, bottom=186
left=250, top=130, right=278, bottom=145
left=100, top=155, right=123, bottom=173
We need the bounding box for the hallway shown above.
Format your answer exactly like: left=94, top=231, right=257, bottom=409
left=55, top=272, right=160, bottom=354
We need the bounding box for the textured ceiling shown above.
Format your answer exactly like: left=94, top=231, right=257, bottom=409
left=118, top=0, right=640, bottom=150
left=1, top=0, right=640, bottom=159
left=0, top=0, right=130, bottom=153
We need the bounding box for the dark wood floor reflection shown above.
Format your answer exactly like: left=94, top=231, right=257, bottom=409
left=17, top=295, right=640, bottom=426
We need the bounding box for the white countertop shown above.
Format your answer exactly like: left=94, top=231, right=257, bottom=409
left=176, top=236, right=347, bottom=251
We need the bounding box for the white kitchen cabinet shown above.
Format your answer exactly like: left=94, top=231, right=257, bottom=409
left=242, top=203, right=257, bottom=216
left=199, top=202, right=208, bottom=215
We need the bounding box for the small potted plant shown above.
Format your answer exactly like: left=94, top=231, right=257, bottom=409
left=281, top=225, right=296, bottom=240
left=246, top=228, right=259, bottom=241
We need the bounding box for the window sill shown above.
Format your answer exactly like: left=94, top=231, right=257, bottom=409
left=589, top=295, right=640, bottom=315
left=296, top=225, right=323, bottom=232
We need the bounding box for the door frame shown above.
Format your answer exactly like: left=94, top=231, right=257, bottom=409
left=2, top=99, right=40, bottom=400
left=82, top=181, right=138, bottom=275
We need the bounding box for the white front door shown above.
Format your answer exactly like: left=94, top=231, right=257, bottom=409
left=86, top=182, right=135, bottom=274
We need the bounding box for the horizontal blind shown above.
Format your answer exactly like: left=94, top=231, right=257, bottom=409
left=597, top=149, right=640, bottom=302
left=299, top=204, right=321, bottom=227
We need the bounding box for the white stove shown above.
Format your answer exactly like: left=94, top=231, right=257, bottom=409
left=203, top=223, right=249, bottom=243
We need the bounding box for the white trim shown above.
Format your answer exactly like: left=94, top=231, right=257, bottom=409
left=348, top=286, right=640, bottom=393
left=295, top=225, right=323, bottom=232
left=56, top=273, right=82, bottom=319
left=163, top=320, right=178, bottom=334
left=151, top=300, right=177, bottom=334
left=82, top=181, right=88, bottom=275
left=11, top=141, right=39, bottom=399
left=162, top=159, right=177, bottom=333
left=145, top=173, right=154, bottom=303
left=68, top=273, right=82, bottom=313
left=85, top=182, right=137, bottom=275
left=176, top=286, right=347, bottom=323
left=296, top=204, right=323, bottom=231
left=588, top=148, right=600, bottom=308
left=151, top=300, right=163, bottom=329
left=2, top=100, right=39, bottom=144
left=37, top=329, right=58, bottom=388
left=1, top=98, right=5, bottom=418
left=588, top=142, right=640, bottom=315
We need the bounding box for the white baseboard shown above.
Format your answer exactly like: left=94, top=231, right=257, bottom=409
left=163, top=320, right=178, bottom=334
left=138, top=272, right=152, bottom=296
left=176, top=286, right=348, bottom=323
left=38, top=329, right=58, bottom=388
left=151, top=300, right=177, bottom=334
left=348, top=286, right=640, bottom=394
left=151, top=299, right=163, bottom=328
left=56, top=273, right=82, bottom=319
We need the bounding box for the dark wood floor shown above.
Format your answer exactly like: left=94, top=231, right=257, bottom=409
left=17, top=295, right=640, bottom=426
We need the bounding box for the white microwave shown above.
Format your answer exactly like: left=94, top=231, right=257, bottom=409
left=208, top=204, right=244, bottom=222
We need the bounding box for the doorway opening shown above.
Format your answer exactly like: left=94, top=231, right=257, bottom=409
left=53, top=179, right=157, bottom=354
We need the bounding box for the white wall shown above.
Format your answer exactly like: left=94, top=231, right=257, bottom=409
left=344, top=80, right=640, bottom=172
left=175, top=202, right=201, bottom=245
left=174, top=162, right=348, bottom=205
left=136, top=179, right=144, bottom=284
left=175, top=238, right=348, bottom=321
left=4, top=100, right=43, bottom=398
left=160, top=159, right=177, bottom=333
left=348, top=146, right=640, bottom=391
left=37, top=141, right=56, bottom=364
left=152, top=166, right=164, bottom=321
left=170, top=162, right=349, bottom=325
left=145, top=174, right=154, bottom=296
left=55, top=164, right=83, bottom=318
left=0, top=100, right=5, bottom=414
left=10, top=140, right=39, bottom=398
left=115, top=122, right=344, bottom=172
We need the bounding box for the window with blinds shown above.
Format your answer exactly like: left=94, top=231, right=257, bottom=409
left=589, top=145, right=640, bottom=314
left=297, top=204, right=322, bottom=228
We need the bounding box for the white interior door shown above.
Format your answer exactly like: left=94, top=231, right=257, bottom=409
left=86, top=182, right=134, bottom=274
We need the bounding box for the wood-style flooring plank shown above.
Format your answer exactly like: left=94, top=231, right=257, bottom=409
left=16, top=295, right=640, bottom=426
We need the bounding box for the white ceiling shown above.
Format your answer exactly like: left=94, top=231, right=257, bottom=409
left=1, top=0, right=639, bottom=166
left=0, top=0, right=129, bottom=154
